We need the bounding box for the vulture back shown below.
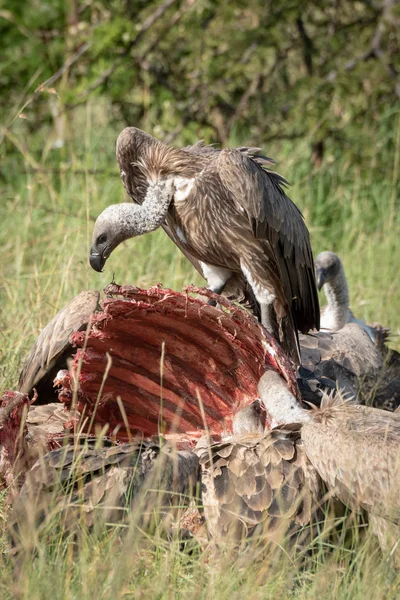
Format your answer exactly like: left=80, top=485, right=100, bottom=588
left=196, top=426, right=322, bottom=545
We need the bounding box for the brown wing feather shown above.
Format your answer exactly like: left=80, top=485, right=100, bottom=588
left=196, top=428, right=321, bottom=543
left=216, top=149, right=320, bottom=335
left=301, top=399, right=400, bottom=522
left=18, top=291, right=100, bottom=395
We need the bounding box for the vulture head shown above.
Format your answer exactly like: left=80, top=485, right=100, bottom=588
left=314, top=251, right=342, bottom=291
left=90, top=203, right=134, bottom=272
left=90, top=178, right=175, bottom=272
left=232, top=398, right=267, bottom=436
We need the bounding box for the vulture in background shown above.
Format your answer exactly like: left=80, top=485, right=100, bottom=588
left=314, top=251, right=400, bottom=408
left=315, top=250, right=382, bottom=342
left=89, top=128, right=320, bottom=365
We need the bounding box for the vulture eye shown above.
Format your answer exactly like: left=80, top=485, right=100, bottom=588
left=97, top=234, right=107, bottom=245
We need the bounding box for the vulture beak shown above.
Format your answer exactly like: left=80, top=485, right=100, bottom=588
left=89, top=248, right=106, bottom=272
left=316, top=267, right=327, bottom=291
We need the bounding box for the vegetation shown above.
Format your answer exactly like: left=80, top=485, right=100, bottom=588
left=2, top=492, right=399, bottom=600
left=1, top=0, right=400, bottom=597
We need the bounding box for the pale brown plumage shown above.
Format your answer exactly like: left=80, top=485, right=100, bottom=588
left=113, top=127, right=320, bottom=364
left=261, top=377, right=400, bottom=562
left=301, top=395, right=400, bottom=562
left=301, top=395, right=400, bottom=522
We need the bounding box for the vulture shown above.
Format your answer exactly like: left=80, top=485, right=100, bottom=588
left=89, top=128, right=320, bottom=364
left=299, top=322, right=400, bottom=411
left=315, top=251, right=378, bottom=342
left=259, top=369, right=400, bottom=563
left=195, top=399, right=323, bottom=546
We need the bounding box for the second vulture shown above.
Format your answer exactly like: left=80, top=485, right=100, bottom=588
left=89, top=128, right=320, bottom=364
left=259, top=369, right=400, bottom=563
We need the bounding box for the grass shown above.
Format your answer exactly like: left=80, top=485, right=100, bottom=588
left=1, top=100, right=400, bottom=597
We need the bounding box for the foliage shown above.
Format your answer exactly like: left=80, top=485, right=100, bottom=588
left=1, top=0, right=400, bottom=154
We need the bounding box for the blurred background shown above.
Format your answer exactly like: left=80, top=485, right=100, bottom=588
left=1, top=0, right=400, bottom=388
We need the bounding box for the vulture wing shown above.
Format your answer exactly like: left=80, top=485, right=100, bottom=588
left=18, top=290, right=100, bottom=396
left=301, top=398, right=400, bottom=522
left=300, top=324, right=384, bottom=378
left=300, top=325, right=400, bottom=409
left=216, top=148, right=320, bottom=335
left=196, top=427, right=321, bottom=543
left=9, top=440, right=199, bottom=552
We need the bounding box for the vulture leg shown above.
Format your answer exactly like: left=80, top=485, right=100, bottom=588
left=239, top=258, right=301, bottom=362
left=260, top=302, right=279, bottom=340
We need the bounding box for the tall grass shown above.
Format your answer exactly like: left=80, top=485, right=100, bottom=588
left=2, top=484, right=400, bottom=600
left=1, top=102, right=400, bottom=597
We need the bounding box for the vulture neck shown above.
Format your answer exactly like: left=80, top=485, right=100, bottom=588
left=121, top=179, right=174, bottom=237
left=257, top=368, right=311, bottom=427
left=322, top=266, right=351, bottom=330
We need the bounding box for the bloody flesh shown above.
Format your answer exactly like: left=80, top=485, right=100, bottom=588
left=56, top=284, right=299, bottom=441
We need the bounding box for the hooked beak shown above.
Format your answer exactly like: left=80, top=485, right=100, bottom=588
left=89, top=248, right=106, bottom=272
left=315, top=267, right=327, bottom=291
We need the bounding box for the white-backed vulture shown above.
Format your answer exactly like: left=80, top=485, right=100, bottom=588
left=258, top=369, right=400, bottom=561
left=89, top=128, right=320, bottom=364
